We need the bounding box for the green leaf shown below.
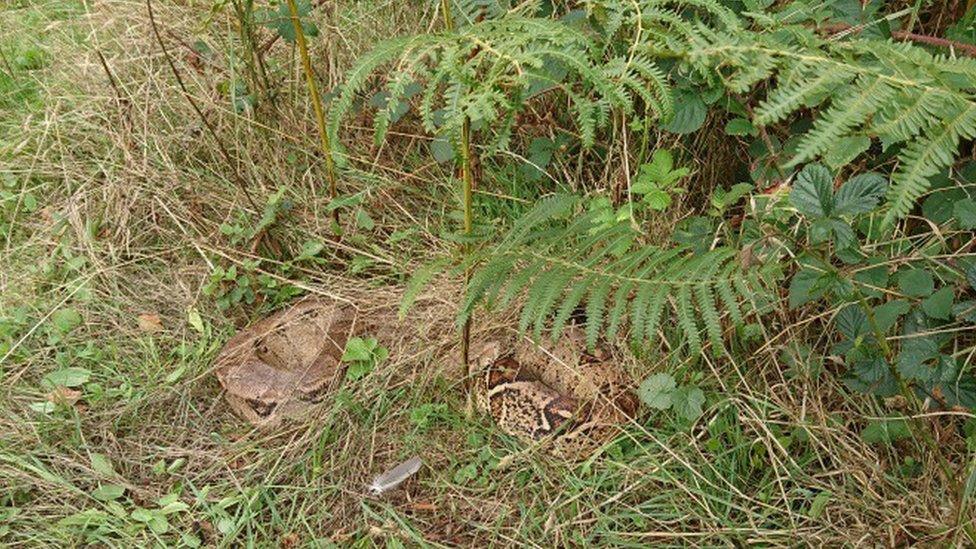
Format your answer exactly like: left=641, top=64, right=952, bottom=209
left=90, top=453, right=117, bottom=477
left=671, top=386, right=705, bottom=421
left=522, top=137, right=556, bottom=181
left=298, top=240, right=325, bottom=259
left=874, top=299, right=911, bottom=333
left=42, top=367, right=91, bottom=388
left=835, top=305, right=868, bottom=340
left=861, top=419, right=912, bottom=444
left=258, top=0, right=318, bottom=43
left=51, top=308, right=82, bottom=334
left=662, top=92, right=707, bottom=134
left=724, top=117, right=757, bottom=136
left=897, top=269, right=935, bottom=297
left=355, top=210, right=375, bottom=231
left=92, top=484, right=125, bottom=501
left=845, top=356, right=898, bottom=397
left=808, top=491, right=832, bottom=519
left=164, top=365, right=186, bottom=384
left=637, top=373, right=676, bottom=410
left=791, top=164, right=834, bottom=217
left=825, top=136, right=871, bottom=170
left=789, top=265, right=828, bottom=308
left=641, top=188, right=672, bottom=211
left=922, top=287, right=954, bottom=320
left=833, top=172, right=887, bottom=216
left=431, top=136, right=455, bottom=163
left=345, top=361, right=373, bottom=381
left=58, top=509, right=109, bottom=528
left=954, top=198, right=976, bottom=229
left=29, top=402, right=55, bottom=414
left=342, top=337, right=376, bottom=363
left=954, top=300, right=976, bottom=322
left=187, top=309, right=205, bottom=334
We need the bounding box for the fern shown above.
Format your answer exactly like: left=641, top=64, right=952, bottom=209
left=625, top=6, right=976, bottom=225
left=330, top=13, right=672, bottom=159
left=453, top=194, right=778, bottom=354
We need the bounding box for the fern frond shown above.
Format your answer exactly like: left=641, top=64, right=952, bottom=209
left=884, top=103, right=976, bottom=225
left=787, top=76, right=896, bottom=167
left=460, top=194, right=778, bottom=356
left=676, top=285, right=702, bottom=355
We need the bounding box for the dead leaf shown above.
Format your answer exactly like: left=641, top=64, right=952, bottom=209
left=46, top=387, right=82, bottom=406
left=137, top=313, right=163, bottom=333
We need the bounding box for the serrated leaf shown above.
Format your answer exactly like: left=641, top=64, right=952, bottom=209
left=861, top=419, right=912, bottom=444
left=642, top=187, right=672, bottom=210
left=835, top=305, right=868, bottom=340
left=662, top=92, right=706, bottom=134
left=874, top=299, right=910, bottom=333
left=897, top=268, right=935, bottom=297
left=791, top=164, right=834, bottom=217
left=431, top=136, right=455, bottom=163
left=342, top=337, right=375, bottom=363
left=789, top=265, right=828, bottom=308
left=922, top=287, right=954, bottom=320
left=845, top=356, right=898, bottom=397
left=833, top=172, right=887, bottom=216
left=51, top=308, right=82, bottom=334
left=954, top=198, right=976, bottom=229
left=724, top=117, right=757, bottom=136
left=825, top=135, right=871, bottom=169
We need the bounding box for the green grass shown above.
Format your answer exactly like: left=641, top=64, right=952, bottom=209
left=0, top=0, right=971, bottom=546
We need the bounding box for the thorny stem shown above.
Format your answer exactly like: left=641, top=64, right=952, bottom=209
left=789, top=238, right=969, bottom=538
left=285, top=0, right=340, bottom=227
left=841, top=267, right=970, bottom=540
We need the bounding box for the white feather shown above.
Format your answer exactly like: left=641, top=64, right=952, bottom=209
left=368, top=455, right=423, bottom=495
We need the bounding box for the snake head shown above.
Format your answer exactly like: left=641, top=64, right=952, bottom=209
left=470, top=340, right=502, bottom=369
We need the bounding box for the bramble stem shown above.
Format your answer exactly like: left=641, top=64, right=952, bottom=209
left=285, top=0, right=339, bottom=227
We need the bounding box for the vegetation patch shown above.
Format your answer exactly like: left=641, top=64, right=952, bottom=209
left=3, top=0, right=976, bottom=546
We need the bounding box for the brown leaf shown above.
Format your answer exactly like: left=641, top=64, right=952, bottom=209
left=47, top=387, right=82, bottom=406
left=279, top=533, right=300, bottom=548
left=137, top=313, right=163, bottom=333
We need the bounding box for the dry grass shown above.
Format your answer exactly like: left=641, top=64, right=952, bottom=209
left=1, top=0, right=973, bottom=546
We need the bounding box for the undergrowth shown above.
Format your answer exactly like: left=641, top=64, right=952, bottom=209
left=2, top=0, right=976, bottom=546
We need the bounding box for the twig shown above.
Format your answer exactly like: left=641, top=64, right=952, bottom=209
left=891, top=29, right=976, bottom=57
left=146, top=0, right=261, bottom=212
left=824, top=21, right=976, bottom=57
left=94, top=49, right=124, bottom=102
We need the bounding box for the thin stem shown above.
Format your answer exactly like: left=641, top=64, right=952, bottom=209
left=146, top=0, right=260, bottom=213
left=0, top=45, right=16, bottom=78
left=440, top=0, right=454, bottom=30
left=440, top=0, right=475, bottom=411
left=849, top=282, right=963, bottom=533
left=285, top=0, right=340, bottom=227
